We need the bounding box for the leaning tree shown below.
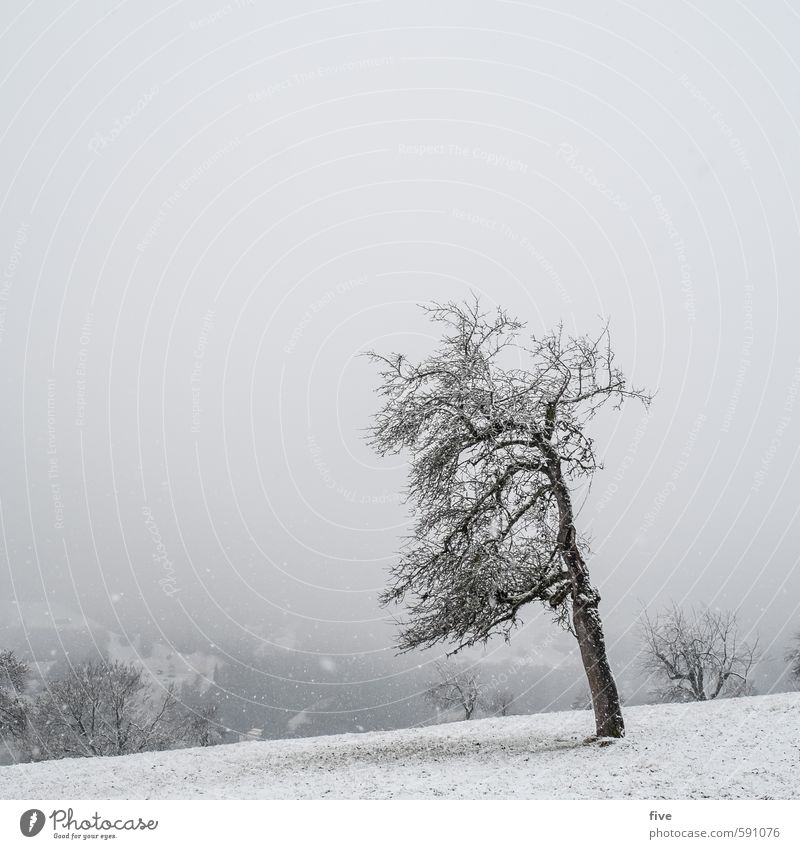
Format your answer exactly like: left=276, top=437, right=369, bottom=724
left=367, top=299, right=651, bottom=738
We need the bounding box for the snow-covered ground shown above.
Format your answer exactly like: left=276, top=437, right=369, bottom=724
left=1, top=692, right=797, bottom=799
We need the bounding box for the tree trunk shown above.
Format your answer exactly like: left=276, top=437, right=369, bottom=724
left=550, top=469, right=625, bottom=738
left=571, top=578, right=625, bottom=738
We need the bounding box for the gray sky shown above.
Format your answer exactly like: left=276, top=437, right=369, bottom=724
left=1, top=0, right=799, bottom=714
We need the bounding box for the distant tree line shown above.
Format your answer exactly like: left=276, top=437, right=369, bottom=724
left=425, top=602, right=796, bottom=724
left=0, top=652, right=224, bottom=763
left=0, top=602, right=795, bottom=761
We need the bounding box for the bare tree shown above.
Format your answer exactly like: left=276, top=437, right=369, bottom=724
left=483, top=687, right=516, bottom=716
left=425, top=662, right=482, bottom=720
left=31, top=659, right=179, bottom=759
left=180, top=702, right=223, bottom=747
left=0, top=650, right=29, bottom=741
left=785, top=632, right=800, bottom=688
left=367, top=299, right=650, bottom=738
left=640, top=605, right=759, bottom=702
left=177, top=677, right=225, bottom=747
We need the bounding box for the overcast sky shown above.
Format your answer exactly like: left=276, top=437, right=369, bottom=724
left=1, top=1, right=799, bottom=707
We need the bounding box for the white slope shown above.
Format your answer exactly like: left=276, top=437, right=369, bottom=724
left=1, top=693, right=797, bottom=800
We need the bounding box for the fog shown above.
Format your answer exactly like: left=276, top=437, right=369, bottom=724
left=1, top=1, right=799, bottom=737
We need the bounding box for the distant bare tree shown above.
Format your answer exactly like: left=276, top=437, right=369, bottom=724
left=180, top=702, right=223, bottom=747
left=425, top=662, right=482, bottom=720
left=367, top=299, right=651, bottom=738
left=31, top=659, right=179, bottom=759
left=786, top=633, right=800, bottom=688
left=640, top=605, right=759, bottom=702
left=483, top=687, right=516, bottom=716
left=0, top=650, right=29, bottom=741
left=177, top=678, right=225, bottom=747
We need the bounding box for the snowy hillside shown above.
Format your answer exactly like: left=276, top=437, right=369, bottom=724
left=1, top=693, right=798, bottom=800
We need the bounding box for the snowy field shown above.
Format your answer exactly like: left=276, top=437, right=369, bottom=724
left=1, top=692, right=797, bottom=800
